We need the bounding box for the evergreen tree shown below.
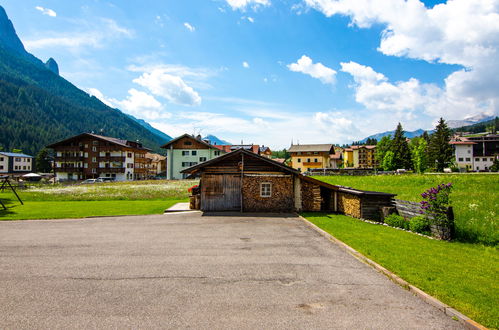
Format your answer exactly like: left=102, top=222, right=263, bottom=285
left=428, top=118, right=453, bottom=172
left=35, top=148, right=53, bottom=173
left=375, top=135, right=392, bottom=168
left=421, top=131, right=431, bottom=144
left=365, top=137, right=378, bottom=145
left=390, top=123, right=412, bottom=170
left=382, top=151, right=395, bottom=171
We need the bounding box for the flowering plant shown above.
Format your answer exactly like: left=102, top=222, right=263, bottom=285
left=188, top=185, right=199, bottom=193
left=420, top=183, right=453, bottom=226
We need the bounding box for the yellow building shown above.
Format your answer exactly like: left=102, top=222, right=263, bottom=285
left=288, top=144, right=335, bottom=172
left=342, top=145, right=377, bottom=168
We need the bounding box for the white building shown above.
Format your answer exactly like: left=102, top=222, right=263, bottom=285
left=450, top=134, right=498, bottom=171
left=0, top=152, right=34, bottom=175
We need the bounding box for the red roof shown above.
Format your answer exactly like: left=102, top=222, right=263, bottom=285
left=450, top=141, right=477, bottom=145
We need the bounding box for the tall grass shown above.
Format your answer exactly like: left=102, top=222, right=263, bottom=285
left=314, top=174, right=498, bottom=245
left=1, top=180, right=197, bottom=201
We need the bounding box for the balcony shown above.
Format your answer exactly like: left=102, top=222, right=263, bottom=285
left=98, top=156, right=126, bottom=162
left=98, top=167, right=126, bottom=173
left=134, top=157, right=149, bottom=163
left=303, top=162, right=322, bottom=167
left=56, top=165, right=84, bottom=172
left=55, top=156, right=84, bottom=162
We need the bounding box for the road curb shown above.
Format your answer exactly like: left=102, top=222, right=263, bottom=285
left=297, top=215, right=488, bottom=330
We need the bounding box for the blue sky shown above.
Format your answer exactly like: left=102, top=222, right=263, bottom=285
left=2, top=0, right=498, bottom=148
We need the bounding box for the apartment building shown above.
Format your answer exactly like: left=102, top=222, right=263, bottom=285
left=450, top=134, right=498, bottom=171
left=0, top=152, right=33, bottom=175
left=161, top=134, right=224, bottom=179
left=288, top=144, right=335, bottom=172
left=47, top=133, right=150, bottom=181
left=342, top=145, right=377, bottom=168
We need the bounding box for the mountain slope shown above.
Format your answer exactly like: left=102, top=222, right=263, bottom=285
left=203, top=134, right=231, bottom=145
left=0, top=6, right=170, bottom=155
left=359, top=129, right=428, bottom=143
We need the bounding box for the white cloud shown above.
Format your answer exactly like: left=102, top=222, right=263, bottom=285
left=184, top=22, right=195, bottom=32
left=242, top=61, right=250, bottom=68
left=35, top=6, right=56, bottom=17
left=247, top=16, right=255, bottom=23
left=87, top=88, right=114, bottom=107
left=133, top=69, right=202, bottom=106
left=24, top=18, right=133, bottom=51
left=226, top=0, right=271, bottom=11
left=288, top=55, right=337, bottom=84
left=304, top=0, right=499, bottom=117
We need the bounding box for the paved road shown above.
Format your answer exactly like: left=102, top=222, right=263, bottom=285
left=0, top=213, right=463, bottom=329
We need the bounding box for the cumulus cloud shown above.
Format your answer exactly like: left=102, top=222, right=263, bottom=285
left=25, top=18, right=133, bottom=51
left=35, top=6, right=56, bottom=17
left=304, top=0, right=499, bottom=117
left=133, top=69, right=202, bottom=106
left=183, top=22, right=195, bottom=32
left=226, top=0, right=270, bottom=11
left=242, top=61, right=250, bottom=68
left=288, top=55, right=337, bottom=84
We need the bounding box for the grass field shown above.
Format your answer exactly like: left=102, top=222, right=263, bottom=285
left=304, top=213, right=499, bottom=329
left=0, top=180, right=196, bottom=220
left=314, top=174, right=498, bottom=245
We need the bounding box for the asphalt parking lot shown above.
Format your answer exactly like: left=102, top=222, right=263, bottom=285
left=0, top=212, right=463, bottom=329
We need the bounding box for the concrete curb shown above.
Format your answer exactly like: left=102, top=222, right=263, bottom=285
left=297, top=215, right=488, bottom=330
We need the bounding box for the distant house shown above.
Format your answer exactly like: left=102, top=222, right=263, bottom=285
left=47, top=133, right=150, bottom=181
left=182, top=148, right=395, bottom=218
left=330, top=147, right=343, bottom=169
left=145, top=153, right=166, bottom=178
left=161, top=134, right=224, bottom=180
left=450, top=134, right=498, bottom=171
left=288, top=144, right=335, bottom=172
left=0, top=152, right=34, bottom=176
left=259, top=145, right=272, bottom=158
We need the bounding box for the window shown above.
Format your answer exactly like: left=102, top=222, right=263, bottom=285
left=482, top=158, right=487, bottom=161
left=466, top=158, right=471, bottom=162
left=307, top=158, right=311, bottom=162
left=475, top=158, right=479, bottom=162
left=0, top=165, right=3, bottom=170
left=27, top=158, right=31, bottom=162
left=92, top=157, right=97, bottom=163
left=0, top=157, right=3, bottom=161
left=491, top=158, right=494, bottom=162
left=200, top=157, right=207, bottom=162
left=91, top=168, right=96, bottom=173
left=15, top=158, right=21, bottom=162
left=93, top=141, right=98, bottom=145
left=92, top=146, right=97, bottom=152
left=127, top=152, right=132, bottom=158
left=192, top=150, right=197, bottom=156
left=184, top=141, right=192, bottom=145
left=84, top=144, right=88, bottom=149
left=182, top=162, right=189, bottom=167
left=214, top=151, right=220, bottom=156
left=182, top=151, right=189, bottom=156
left=458, top=158, right=463, bottom=162
left=297, top=158, right=301, bottom=163
left=314, top=158, right=318, bottom=163
left=468, top=150, right=471, bottom=154
left=260, top=182, right=272, bottom=197
left=313, top=152, right=318, bottom=155
left=23, top=166, right=26, bottom=170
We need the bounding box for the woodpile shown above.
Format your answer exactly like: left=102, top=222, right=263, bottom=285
left=242, top=176, right=293, bottom=212
left=338, top=192, right=361, bottom=218
left=301, top=180, right=321, bottom=211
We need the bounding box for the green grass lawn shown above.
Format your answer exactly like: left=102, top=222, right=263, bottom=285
left=314, top=174, right=498, bottom=245
left=0, top=179, right=196, bottom=220
left=304, top=213, right=499, bottom=329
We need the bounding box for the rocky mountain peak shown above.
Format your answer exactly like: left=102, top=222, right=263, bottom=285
left=45, top=57, right=59, bottom=75
left=0, top=5, right=27, bottom=54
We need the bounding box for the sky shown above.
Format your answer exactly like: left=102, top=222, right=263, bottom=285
left=1, top=0, right=498, bottom=148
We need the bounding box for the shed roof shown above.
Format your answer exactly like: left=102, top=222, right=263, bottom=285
left=181, top=148, right=299, bottom=175
left=288, top=144, right=335, bottom=153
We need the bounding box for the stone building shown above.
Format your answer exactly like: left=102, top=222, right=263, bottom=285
left=182, top=148, right=394, bottom=218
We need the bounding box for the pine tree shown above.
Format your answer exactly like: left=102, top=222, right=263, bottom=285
left=390, top=123, right=412, bottom=170
left=35, top=148, right=53, bottom=173
left=428, top=118, right=453, bottom=172
left=375, top=135, right=392, bottom=169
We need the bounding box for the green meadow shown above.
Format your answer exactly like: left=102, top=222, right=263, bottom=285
left=314, top=174, right=499, bottom=245
left=0, top=180, right=197, bottom=220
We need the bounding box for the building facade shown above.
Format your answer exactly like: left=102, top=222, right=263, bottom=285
left=450, top=134, right=498, bottom=171
left=0, top=152, right=33, bottom=175
left=48, top=133, right=150, bottom=181
left=144, top=153, right=166, bottom=178
left=288, top=144, right=335, bottom=172
left=161, top=134, right=224, bottom=180
left=342, top=145, right=377, bottom=168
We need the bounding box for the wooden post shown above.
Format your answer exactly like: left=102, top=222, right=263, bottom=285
left=240, top=153, right=244, bottom=213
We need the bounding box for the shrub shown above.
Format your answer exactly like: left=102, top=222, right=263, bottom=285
left=384, top=214, right=407, bottom=229
left=409, top=216, right=431, bottom=235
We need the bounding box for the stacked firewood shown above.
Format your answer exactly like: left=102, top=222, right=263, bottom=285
left=301, top=181, right=321, bottom=211
left=338, top=192, right=361, bottom=218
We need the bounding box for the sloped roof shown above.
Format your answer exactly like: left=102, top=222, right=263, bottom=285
left=161, top=133, right=218, bottom=149
left=47, top=133, right=150, bottom=150
left=181, top=148, right=299, bottom=175
left=0, top=152, right=33, bottom=158
left=288, top=144, right=334, bottom=153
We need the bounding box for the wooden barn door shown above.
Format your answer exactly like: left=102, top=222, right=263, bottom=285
left=201, top=174, right=241, bottom=211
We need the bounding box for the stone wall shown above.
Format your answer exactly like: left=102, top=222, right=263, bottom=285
left=301, top=180, right=321, bottom=212
left=242, top=175, right=294, bottom=212
left=337, top=192, right=362, bottom=218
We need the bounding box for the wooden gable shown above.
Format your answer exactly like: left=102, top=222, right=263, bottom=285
left=171, top=136, right=212, bottom=150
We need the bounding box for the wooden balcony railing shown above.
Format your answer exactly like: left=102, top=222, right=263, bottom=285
left=303, top=162, right=322, bottom=167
